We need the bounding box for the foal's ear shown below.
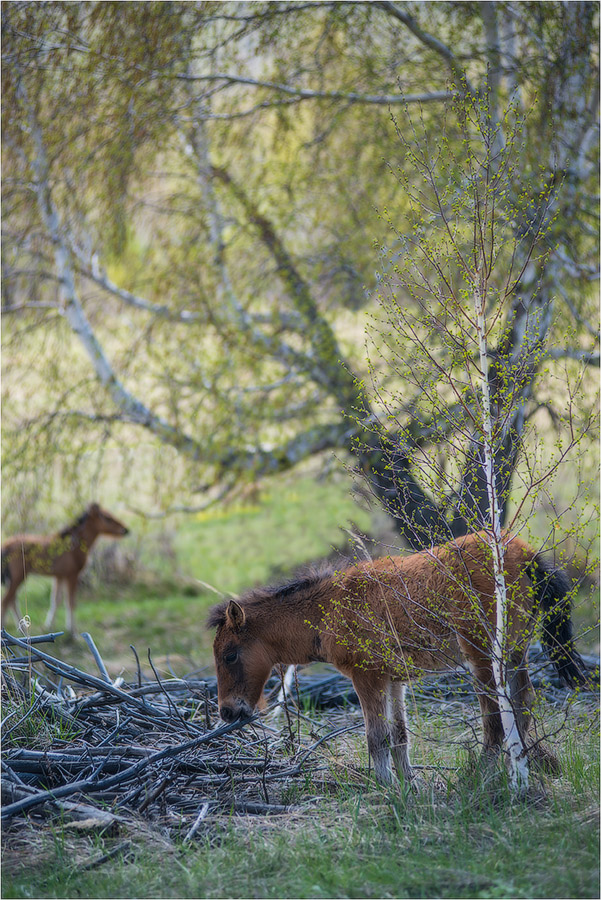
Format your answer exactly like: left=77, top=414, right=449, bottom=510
left=226, top=599, right=246, bottom=631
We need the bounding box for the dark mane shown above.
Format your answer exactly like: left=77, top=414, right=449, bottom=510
left=261, top=565, right=336, bottom=600
left=206, top=601, right=228, bottom=630
left=59, top=510, right=89, bottom=537
left=205, top=564, right=339, bottom=630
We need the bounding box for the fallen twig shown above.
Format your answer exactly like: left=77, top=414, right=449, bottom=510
left=80, top=632, right=112, bottom=684
left=1, top=717, right=254, bottom=819
left=81, top=840, right=133, bottom=871
left=2, top=629, right=597, bottom=845
left=182, top=801, right=209, bottom=842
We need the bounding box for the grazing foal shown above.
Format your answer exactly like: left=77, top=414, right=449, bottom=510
left=209, top=531, right=586, bottom=783
left=1, top=503, right=129, bottom=635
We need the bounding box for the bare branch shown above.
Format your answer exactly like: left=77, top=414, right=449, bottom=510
left=210, top=165, right=362, bottom=409
left=74, top=255, right=200, bottom=323
left=374, top=1, right=475, bottom=94
left=174, top=71, right=453, bottom=107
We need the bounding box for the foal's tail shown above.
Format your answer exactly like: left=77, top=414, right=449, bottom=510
left=527, top=554, right=588, bottom=689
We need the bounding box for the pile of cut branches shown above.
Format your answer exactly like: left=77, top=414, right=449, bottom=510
left=2, top=630, right=598, bottom=846
left=1, top=630, right=359, bottom=843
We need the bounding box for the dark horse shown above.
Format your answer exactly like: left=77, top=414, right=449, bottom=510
left=2, top=503, right=129, bottom=635
left=209, top=531, right=587, bottom=783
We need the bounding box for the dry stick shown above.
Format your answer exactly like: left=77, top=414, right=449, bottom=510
left=295, top=722, right=364, bottom=770
left=129, top=644, right=144, bottom=691
left=1, top=778, right=120, bottom=830
left=5, top=745, right=162, bottom=770
left=1, top=716, right=255, bottom=819
left=278, top=666, right=296, bottom=749
left=147, top=649, right=195, bottom=736
left=73, top=679, right=213, bottom=707
left=96, top=716, right=133, bottom=748
left=1, top=631, right=65, bottom=645
left=1, top=631, right=168, bottom=719
left=293, top=665, right=302, bottom=744
left=80, top=632, right=111, bottom=684
left=261, top=725, right=270, bottom=805
left=137, top=775, right=171, bottom=813
left=82, top=841, right=133, bottom=871
left=203, top=685, right=212, bottom=729
left=231, top=801, right=295, bottom=814
left=182, top=801, right=210, bottom=843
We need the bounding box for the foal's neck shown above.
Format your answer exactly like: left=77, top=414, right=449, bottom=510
left=72, top=517, right=101, bottom=552
left=260, top=595, right=327, bottom=666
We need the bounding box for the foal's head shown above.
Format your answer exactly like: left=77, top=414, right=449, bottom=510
left=86, top=503, right=129, bottom=537
left=208, top=599, right=272, bottom=723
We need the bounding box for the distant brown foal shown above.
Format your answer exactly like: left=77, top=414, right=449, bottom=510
left=209, top=531, right=586, bottom=784
left=1, top=503, right=129, bottom=635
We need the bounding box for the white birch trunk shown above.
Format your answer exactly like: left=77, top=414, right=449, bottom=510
left=474, top=278, right=529, bottom=793
left=21, top=84, right=203, bottom=461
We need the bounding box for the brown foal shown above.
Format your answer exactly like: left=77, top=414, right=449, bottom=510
left=1, top=503, right=129, bottom=635
left=209, top=531, right=586, bottom=783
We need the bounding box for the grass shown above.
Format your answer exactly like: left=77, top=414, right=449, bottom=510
left=169, top=474, right=372, bottom=594
left=5, top=474, right=371, bottom=677
left=2, top=721, right=599, bottom=899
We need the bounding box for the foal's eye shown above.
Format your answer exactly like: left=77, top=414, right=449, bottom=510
left=224, top=650, right=239, bottom=665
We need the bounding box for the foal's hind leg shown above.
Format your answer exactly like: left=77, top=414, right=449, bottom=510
left=351, top=671, right=394, bottom=784
left=466, top=656, right=505, bottom=763
left=387, top=682, right=414, bottom=781
left=2, top=579, right=24, bottom=631
left=509, top=661, right=560, bottom=775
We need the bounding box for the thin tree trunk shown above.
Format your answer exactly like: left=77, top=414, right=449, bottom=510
left=474, top=276, right=528, bottom=793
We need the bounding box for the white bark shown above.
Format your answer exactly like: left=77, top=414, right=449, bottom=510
left=474, top=276, right=529, bottom=793
left=21, top=82, right=204, bottom=461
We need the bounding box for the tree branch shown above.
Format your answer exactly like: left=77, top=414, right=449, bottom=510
left=374, top=1, right=475, bottom=94
left=21, top=79, right=205, bottom=462
left=74, top=254, right=200, bottom=323
left=210, top=165, right=362, bottom=409
left=173, top=72, right=453, bottom=107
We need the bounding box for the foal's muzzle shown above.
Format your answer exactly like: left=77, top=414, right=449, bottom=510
left=220, top=705, right=238, bottom=723
left=220, top=700, right=253, bottom=723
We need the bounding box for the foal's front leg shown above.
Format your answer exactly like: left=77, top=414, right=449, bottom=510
left=45, top=579, right=63, bottom=630
left=65, top=575, right=79, bottom=636
left=351, top=671, right=394, bottom=784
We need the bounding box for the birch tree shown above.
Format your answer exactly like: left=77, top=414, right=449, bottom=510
left=363, top=82, right=599, bottom=789
left=2, top=3, right=598, bottom=535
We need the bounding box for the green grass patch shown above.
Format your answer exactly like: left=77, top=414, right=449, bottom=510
left=3, top=723, right=599, bottom=899
left=3, top=475, right=371, bottom=677
left=170, top=475, right=371, bottom=595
